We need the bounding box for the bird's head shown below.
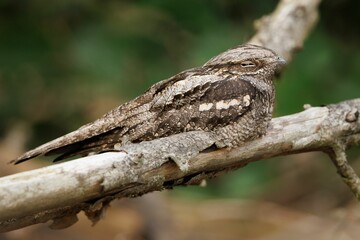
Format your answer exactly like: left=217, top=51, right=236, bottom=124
left=204, top=44, right=286, bottom=81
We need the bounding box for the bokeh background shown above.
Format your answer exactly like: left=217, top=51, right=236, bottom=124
left=1, top=0, right=360, bottom=239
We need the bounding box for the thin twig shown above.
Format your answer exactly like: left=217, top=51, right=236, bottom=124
left=329, top=142, right=360, bottom=200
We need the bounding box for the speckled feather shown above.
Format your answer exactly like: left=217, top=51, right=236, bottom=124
left=12, top=44, right=285, bottom=164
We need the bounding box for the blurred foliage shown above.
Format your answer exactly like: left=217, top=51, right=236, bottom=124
left=0, top=0, right=359, bottom=203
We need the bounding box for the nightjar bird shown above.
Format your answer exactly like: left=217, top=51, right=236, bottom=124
left=12, top=44, right=286, bottom=164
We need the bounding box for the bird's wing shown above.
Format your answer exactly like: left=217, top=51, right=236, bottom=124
left=11, top=68, right=203, bottom=164
left=147, top=75, right=258, bottom=137
left=54, top=75, right=259, bottom=161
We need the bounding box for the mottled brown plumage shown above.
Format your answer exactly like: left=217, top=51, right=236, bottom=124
left=12, top=44, right=285, bottom=164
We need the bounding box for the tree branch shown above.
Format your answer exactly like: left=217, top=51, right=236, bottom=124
left=1, top=99, right=359, bottom=232
left=249, top=0, right=320, bottom=61
left=1, top=0, right=341, bottom=233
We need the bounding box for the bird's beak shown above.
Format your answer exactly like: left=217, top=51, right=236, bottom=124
left=274, top=56, right=286, bottom=77
left=276, top=56, right=287, bottom=66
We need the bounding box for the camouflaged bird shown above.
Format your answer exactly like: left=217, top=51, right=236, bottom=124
left=12, top=44, right=285, bottom=164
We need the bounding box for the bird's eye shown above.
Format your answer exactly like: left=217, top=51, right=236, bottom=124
left=240, top=60, right=256, bottom=68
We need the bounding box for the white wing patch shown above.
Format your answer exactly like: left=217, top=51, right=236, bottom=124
left=199, top=97, right=250, bottom=112
left=215, top=99, right=241, bottom=110
left=199, top=103, right=214, bottom=111
left=243, top=95, right=251, bottom=106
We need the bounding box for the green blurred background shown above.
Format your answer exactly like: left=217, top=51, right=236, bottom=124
left=1, top=0, right=360, bottom=213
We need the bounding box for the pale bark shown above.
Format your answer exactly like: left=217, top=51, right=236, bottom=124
left=249, top=0, right=320, bottom=61
left=1, top=99, right=359, bottom=232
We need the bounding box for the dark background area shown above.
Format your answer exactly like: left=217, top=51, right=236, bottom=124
left=1, top=0, right=360, bottom=239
